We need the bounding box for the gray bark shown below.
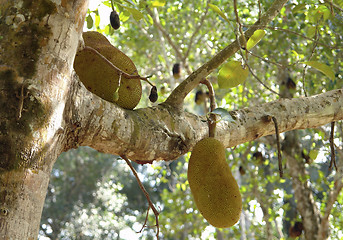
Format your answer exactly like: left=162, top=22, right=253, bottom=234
left=0, top=0, right=88, bottom=238
left=71, top=83, right=343, bottom=162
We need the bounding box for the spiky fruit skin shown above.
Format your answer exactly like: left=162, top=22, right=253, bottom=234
left=188, top=137, right=242, bottom=228
left=74, top=31, right=142, bottom=110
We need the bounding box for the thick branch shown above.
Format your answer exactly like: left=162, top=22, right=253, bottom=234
left=165, top=0, right=289, bottom=107
left=67, top=79, right=343, bottom=162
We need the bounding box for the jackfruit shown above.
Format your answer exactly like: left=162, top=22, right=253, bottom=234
left=74, top=31, right=142, bottom=110
left=187, top=137, right=242, bottom=228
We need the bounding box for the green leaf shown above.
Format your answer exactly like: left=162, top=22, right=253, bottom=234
left=318, top=5, right=331, bottom=21
left=218, top=60, right=249, bottom=89
left=208, top=4, right=230, bottom=23
left=308, top=5, right=332, bottom=23
left=119, top=11, right=130, bottom=22
left=309, top=150, right=319, bottom=160
left=246, top=30, right=266, bottom=50
left=181, top=183, right=186, bottom=191
left=292, top=3, right=306, bottom=13
left=306, top=25, right=316, bottom=38
left=95, top=13, right=100, bottom=28
left=113, top=0, right=135, bottom=6
left=86, top=14, right=93, bottom=29
left=152, top=0, right=166, bottom=7
left=301, top=61, right=335, bottom=80
left=125, top=7, right=144, bottom=21
left=210, top=108, right=235, bottom=122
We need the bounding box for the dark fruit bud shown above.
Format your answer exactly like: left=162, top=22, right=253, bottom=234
left=172, top=63, right=181, bottom=79
left=253, top=151, right=263, bottom=160
left=253, top=151, right=264, bottom=164
left=302, top=150, right=311, bottom=164
left=286, top=77, right=296, bottom=90
left=149, top=86, right=158, bottom=103
left=195, top=90, right=205, bottom=105
left=289, top=221, right=303, bottom=238
left=239, top=166, right=246, bottom=175
left=110, top=11, right=120, bottom=30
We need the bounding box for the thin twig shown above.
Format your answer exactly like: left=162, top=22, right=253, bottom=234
left=165, top=0, right=289, bottom=107
left=247, top=50, right=285, bottom=68
left=258, top=0, right=262, bottom=21
left=200, top=79, right=216, bottom=137
left=236, top=33, right=280, bottom=96
left=233, top=0, right=248, bottom=61
left=121, top=156, right=160, bottom=239
left=242, top=25, right=341, bottom=50
left=83, top=46, right=154, bottom=86
left=329, top=122, right=337, bottom=171
left=301, top=21, right=320, bottom=97
left=184, top=1, right=210, bottom=61
left=137, top=206, right=150, bottom=233
left=16, top=83, right=29, bottom=120
left=145, top=6, right=183, bottom=62
left=272, top=116, right=283, bottom=178
left=324, top=0, right=343, bottom=12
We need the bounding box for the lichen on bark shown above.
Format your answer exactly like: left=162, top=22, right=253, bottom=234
left=0, top=0, right=56, bottom=78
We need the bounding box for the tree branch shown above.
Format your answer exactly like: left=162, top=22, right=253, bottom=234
left=165, top=0, right=289, bottom=108
left=67, top=75, right=343, bottom=162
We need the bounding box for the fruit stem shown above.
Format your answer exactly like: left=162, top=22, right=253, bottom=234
left=83, top=46, right=152, bottom=82
left=141, top=77, right=155, bottom=87
left=110, top=0, right=115, bottom=11
left=271, top=116, right=283, bottom=178
left=200, top=78, right=216, bottom=138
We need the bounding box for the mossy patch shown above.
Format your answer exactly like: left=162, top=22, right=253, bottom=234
left=0, top=0, right=56, bottom=78
left=0, top=66, right=51, bottom=171
left=23, top=0, right=57, bottom=20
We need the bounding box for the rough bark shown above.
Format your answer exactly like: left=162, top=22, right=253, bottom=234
left=279, top=67, right=321, bottom=240
left=317, top=150, right=343, bottom=240
left=70, top=84, right=343, bottom=162
left=284, top=144, right=321, bottom=240
left=0, top=0, right=88, bottom=238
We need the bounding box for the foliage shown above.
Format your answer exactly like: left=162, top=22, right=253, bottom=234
left=41, top=0, right=343, bottom=239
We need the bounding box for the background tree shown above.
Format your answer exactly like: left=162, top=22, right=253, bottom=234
left=1, top=0, right=342, bottom=239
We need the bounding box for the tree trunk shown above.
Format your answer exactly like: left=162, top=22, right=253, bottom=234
left=284, top=135, right=321, bottom=240
left=0, top=0, right=88, bottom=238
left=278, top=67, right=321, bottom=240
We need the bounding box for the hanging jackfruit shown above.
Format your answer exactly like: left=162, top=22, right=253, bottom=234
left=74, top=31, right=142, bottom=110
left=187, top=137, right=242, bottom=228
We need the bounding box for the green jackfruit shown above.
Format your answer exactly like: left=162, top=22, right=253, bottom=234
left=187, top=137, right=242, bottom=228
left=73, top=31, right=142, bottom=110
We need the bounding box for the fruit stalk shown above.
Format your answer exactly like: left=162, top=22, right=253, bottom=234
left=83, top=46, right=149, bottom=82
left=200, top=78, right=216, bottom=137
